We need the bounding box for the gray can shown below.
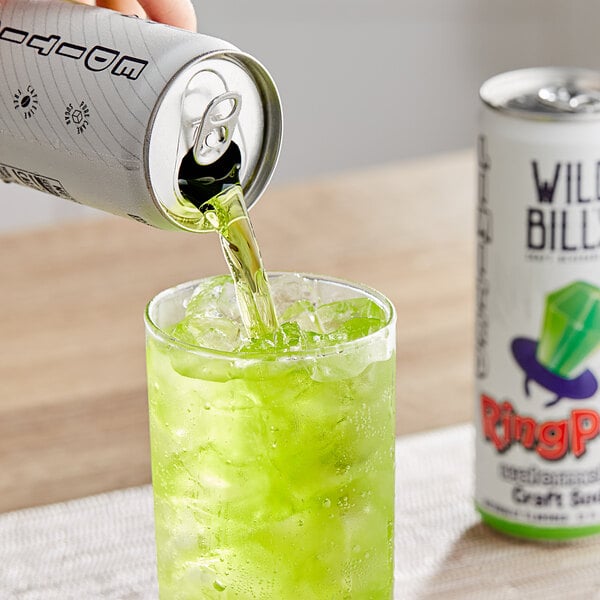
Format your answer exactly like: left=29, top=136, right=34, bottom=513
left=0, top=0, right=282, bottom=231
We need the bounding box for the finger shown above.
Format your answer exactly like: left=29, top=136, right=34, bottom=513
left=137, top=0, right=197, bottom=31
left=96, top=0, right=146, bottom=18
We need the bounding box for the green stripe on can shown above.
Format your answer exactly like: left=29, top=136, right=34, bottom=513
left=477, top=504, right=600, bottom=541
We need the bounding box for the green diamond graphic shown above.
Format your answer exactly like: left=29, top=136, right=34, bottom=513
left=536, top=281, right=600, bottom=378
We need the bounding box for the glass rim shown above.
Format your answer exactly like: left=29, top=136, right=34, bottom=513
left=144, top=272, right=396, bottom=361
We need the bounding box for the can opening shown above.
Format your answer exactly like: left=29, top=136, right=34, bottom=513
left=177, top=140, right=242, bottom=211
left=165, top=71, right=244, bottom=229
left=146, top=51, right=282, bottom=232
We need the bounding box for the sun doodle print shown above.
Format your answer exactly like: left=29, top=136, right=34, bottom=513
left=13, top=85, right=39, bottom=120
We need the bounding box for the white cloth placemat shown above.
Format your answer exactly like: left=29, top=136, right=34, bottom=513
left=2, top=424, right=600, bottom=599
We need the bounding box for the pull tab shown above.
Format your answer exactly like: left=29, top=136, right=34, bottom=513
left=191, top=91, right=242, bottom=166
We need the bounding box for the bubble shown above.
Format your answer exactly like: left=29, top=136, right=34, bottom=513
left=337, top=495, right=350, bottom=511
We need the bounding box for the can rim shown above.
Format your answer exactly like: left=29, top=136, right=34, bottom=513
left=144, top=49, right=283, bottom=232
left=480, top=67, right=600, bottom=121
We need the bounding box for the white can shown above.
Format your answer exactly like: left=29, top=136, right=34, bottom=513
left=476, top=67, right=600, bottom=540
left=0, top=0, right=282, bottom=231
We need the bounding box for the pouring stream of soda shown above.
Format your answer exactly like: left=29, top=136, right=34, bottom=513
left=178, top=143, right=279, bottom=339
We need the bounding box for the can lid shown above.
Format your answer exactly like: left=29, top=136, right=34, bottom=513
left=146, top=50, right=283, bottom=232
left=480, top=67, right=600, bottom=121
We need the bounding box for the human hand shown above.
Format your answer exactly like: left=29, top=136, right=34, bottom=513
left=80, top=0, right=197, bottom=31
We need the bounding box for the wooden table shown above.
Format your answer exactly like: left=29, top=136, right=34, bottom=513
left=0, top=150, right=475, bottom=513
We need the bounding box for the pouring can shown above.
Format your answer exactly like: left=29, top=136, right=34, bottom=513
left=0, top=0, right=282, bottom=231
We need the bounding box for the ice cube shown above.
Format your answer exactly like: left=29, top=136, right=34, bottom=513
left=323, top=317, right=384, bottom=344
left=280, top=300, right=322, bottom=333
left=269, top=273, right=322, bottom=314
left=308, top=346, right=372, bottom=382
left=169, top=348, right=239, bottom=382
left=170, top=315, right=241, bottom=352
left=242, top=321, right=319, bottom=353
left=316, top=298, right=386, bottom=334
left=185, top=275, right=228, bottom=315
left=185, top=275, right=241, bottom=322
left=166, top=555, right=222, bottom=600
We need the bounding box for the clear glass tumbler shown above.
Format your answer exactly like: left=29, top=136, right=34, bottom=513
left=145, top=273, right=396, bottom=599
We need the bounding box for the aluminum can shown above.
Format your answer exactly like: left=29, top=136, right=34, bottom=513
left=476, top=67, right=600, bottom=540
left=0, top=0, right=282, bottom=231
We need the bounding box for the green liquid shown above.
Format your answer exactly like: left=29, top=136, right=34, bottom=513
left=177, top=143, right=277, bottom=339
left=147, top=277, right=395, bottom=599
left=146, top=148, right=395, bottom=598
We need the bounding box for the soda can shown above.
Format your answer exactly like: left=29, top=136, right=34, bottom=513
left=0, top=0, right=282, bottom=231
left=475, top=67, right=600, bottom=540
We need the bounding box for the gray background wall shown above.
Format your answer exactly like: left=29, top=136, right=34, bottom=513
left=2, top=0, right=600, bottom=231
